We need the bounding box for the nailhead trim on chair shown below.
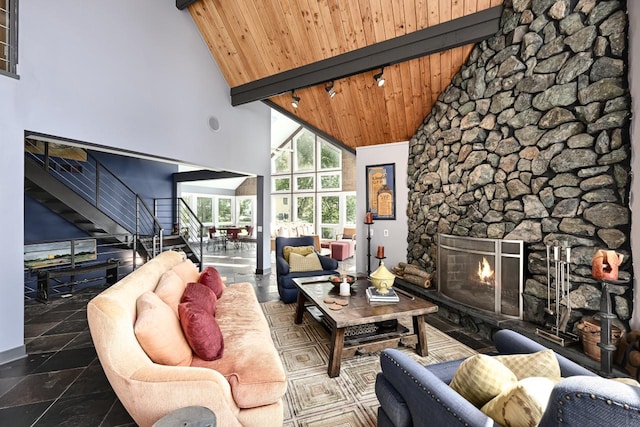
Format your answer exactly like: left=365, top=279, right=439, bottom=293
left=382, top=352, right=470, bottom=426
left=551, top=391, right=640, bottom=421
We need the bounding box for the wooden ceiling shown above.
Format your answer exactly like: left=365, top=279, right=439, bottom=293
left=186, top=0, right=504, bottom=151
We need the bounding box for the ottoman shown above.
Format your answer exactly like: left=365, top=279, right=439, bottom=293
left=331, top=241, right=351, bottom=261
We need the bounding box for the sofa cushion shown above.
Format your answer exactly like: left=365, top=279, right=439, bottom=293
left=154, top=269, right=188, bottom=317
left=181, top=282, right=217, bottom=315
left=282, top=245, right=315, bottom=263
left=494, top=349, right=561, bottom=380
left=289, top=252, right=322, bottom=272
left=449, top=354, right=517, bottom=407
left=481, top=376, right=558, bottom=427
left=199, top=266, right=225, bottom=299
left=171, top=259, right=201, bottom=284
left=191, top=283, right=287, bottom=409
left=178, top=302, right=224, bottom=361
left=134, top=291, right=193, bottom=366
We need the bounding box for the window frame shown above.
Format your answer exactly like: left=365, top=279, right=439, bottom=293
left=294, top=173, right=315, bottom=192
left=271, top=146, right=291, bottom=174
left=0, top=0, right=18, bottom=78
left=318, top=171, right=342, bottom=191
left=272, top=176, right=291, bottom=193
left=272, top=194, right=291, bottom=223
left=318, top=138, right=342, bottom=171
left=293, top=129, right=316, bottom=172
left=236, top=196, right=255, bottom=226
left=216, top=197, right=233, bottom=225
left=195, top=196, right=213, bottom=225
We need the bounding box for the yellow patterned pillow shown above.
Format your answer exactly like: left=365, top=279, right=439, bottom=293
left=283, top=245, right=315, bottom=263
left=481, top=376, right=559, bottom=427
left=494, top=349, right=561, bottom=380
left=449, top=354, right=518, bottom=407
left=289, top=252, right=323, bottom=272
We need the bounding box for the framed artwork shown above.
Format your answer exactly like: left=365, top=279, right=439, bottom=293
left=24, top=239, right=97, bottom=269
left=366, top=163, right=396, bottom=220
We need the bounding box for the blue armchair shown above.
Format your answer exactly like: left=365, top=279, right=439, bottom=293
left=275, top=236, right=339, bottom=303
left=376, top=329, right=640, bottom=427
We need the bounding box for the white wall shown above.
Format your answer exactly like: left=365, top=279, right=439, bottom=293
left=629, top=2, right=639, bottom=330
left=356, top=142, right=409, bottom=274
left=0, top=0, right=272, bottom=361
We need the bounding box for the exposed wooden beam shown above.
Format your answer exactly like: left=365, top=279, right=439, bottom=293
left=173, top=170, right=248, bottom=182
left=231, top=5, right=502, bottom=106
left=176, top=0, right=198, bottom=11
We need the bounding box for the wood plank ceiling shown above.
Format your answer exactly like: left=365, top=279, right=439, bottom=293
left=187, top=0, right=504, bottom=151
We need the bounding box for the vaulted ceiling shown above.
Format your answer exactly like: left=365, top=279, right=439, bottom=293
left=183, top=0, right=505, bottom=151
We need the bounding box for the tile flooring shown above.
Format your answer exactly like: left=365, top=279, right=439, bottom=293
left=1, top=246, right=493, bottom=426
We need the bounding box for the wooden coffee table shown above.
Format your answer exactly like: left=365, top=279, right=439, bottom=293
left=293, top=275, right=438, bottom=377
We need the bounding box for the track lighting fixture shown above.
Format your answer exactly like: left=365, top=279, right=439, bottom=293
left=325, top=81, right=336, bottom=98
left=374, top=68, right=385, bottom=87
left=291, top=90, right=300, bottom=108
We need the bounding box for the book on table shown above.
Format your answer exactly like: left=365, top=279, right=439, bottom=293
left=366, top=286, right=399, bottom=302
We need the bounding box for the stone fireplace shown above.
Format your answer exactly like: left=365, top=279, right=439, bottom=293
left=437, top=234, right=524, bottom=319
left=406, top=0, right=632, bottom=335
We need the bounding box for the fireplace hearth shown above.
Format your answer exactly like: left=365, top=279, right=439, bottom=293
left=437, top=234, right=523, bottom=319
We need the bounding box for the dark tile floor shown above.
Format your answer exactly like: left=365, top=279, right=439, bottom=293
left=2, top=246, right=493, bottom=426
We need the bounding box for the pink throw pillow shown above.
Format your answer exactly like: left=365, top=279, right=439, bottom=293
left=178, top=302, right=224, bottom=361
left=181, top=282, right=217, bottom=315
left=154, top=270, right=187, bottom=317
left=134, top=291, right=193, bottom=366
left=199, top=266, right=225, bottom=298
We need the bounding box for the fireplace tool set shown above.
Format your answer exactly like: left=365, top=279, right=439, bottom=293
left=536, top=242, right=580, bottom=346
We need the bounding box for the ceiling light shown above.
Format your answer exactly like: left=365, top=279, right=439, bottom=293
left=325, top=81, right=336, bottom=98
left=374, top=68, right=385, bottom=87
left=291, top=90, right=300, bottom=108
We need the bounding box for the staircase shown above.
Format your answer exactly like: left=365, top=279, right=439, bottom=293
left=24, top=139, right=203, bottom=268
left=151, top=198, right=205, bottom=266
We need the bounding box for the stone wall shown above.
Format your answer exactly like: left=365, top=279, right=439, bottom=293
left=407, top=0, right=632, bottom=330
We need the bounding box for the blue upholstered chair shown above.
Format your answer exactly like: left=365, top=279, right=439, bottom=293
left=275, top=236, right=339, bottom=303
left=376, top=329, right=640, bottom=427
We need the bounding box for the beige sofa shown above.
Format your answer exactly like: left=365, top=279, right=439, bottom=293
left=87, top=251, right=286, bottom=427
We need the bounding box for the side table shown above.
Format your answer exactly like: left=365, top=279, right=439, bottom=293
left=152, top=406, right=216, bottom=427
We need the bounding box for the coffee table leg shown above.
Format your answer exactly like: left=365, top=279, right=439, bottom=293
left=328, top=327, right=345, bottom=378
left=294, top=291, right=307, bottom=324
left=414, top=315, right=429, bottom=356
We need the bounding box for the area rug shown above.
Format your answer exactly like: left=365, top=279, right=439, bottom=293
left=261, top=300, right=478, bottom=427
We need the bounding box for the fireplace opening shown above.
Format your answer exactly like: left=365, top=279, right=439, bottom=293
left=437, top=234, right=524, bottom=319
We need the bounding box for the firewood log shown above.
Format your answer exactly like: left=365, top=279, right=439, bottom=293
left=402, top=273, right=431, bottom=288
left=391, top=266, right=404, bottom=276
left=404, top=265, right=431, bottom=280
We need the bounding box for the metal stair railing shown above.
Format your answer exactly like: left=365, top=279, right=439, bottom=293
left=24, top=139, right=164, bottom=261
left=154, top=197, right=204, bottom=264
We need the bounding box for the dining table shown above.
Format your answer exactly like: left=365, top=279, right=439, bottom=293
left=218, top=226, right=244, bottom=247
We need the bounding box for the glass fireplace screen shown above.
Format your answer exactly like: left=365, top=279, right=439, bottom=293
left=437, top=234, right=523, bottom=319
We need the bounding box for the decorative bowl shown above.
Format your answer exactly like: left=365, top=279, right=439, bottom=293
left=370, top=262, right=396, bottom=294
left=329, top=275, right=356, bottom=287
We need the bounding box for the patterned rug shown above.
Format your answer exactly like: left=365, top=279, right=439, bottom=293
left=261, top=300, right=478, bottom=427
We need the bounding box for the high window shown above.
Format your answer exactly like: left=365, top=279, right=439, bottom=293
left=0, top=0, right=17, bottom=76
left=271, top=126, right=355, bottom=239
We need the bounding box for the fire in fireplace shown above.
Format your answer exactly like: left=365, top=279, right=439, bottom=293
left=437, top=234, right=523, bottom=319
left=477, top=257, right=494, bottom=285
